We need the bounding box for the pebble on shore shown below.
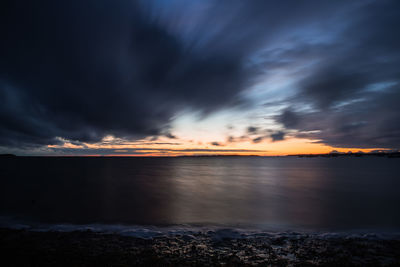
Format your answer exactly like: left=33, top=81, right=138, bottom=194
left=0, top=228, right=399, bottom=266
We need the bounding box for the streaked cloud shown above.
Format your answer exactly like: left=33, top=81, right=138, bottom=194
left=1, top=0, right=399, bottom=155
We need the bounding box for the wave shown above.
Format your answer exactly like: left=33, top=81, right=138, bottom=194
left=1, top=216, right=399, bottom=241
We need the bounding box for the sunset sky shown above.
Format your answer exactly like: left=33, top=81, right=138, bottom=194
left=1, top=0, right=399, bottom=156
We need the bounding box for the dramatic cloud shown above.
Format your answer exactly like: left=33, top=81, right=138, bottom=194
left=247, top=127, right=259, bottom=135
left=277, top=87, right=400, bottom=148
left=252, top=137, right=265, bottom=144
left=248, top=131, right=286, bottom=143
left=274, top=0, right=400, bottom=149
left=46, top=147, right=263, bottom=156
left=1, top=0, right=399, bottom=152
left=270, top=131, right=285, bottom=142
left=210, top=142, right=222, bottom=146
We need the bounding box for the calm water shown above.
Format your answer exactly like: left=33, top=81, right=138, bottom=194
left=0, top=157, right=399, bottom=231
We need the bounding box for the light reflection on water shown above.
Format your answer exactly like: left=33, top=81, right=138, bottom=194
left=0, top=157, right=399, bottom=231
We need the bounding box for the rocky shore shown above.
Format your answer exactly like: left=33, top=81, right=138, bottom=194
left=1, top=228, right=399, bottom=266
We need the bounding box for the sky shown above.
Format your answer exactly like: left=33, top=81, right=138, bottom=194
left=1, top=0, right=399, bottom=156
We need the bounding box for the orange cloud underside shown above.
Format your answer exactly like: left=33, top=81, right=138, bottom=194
left=48, top=136, right=381, bottom=156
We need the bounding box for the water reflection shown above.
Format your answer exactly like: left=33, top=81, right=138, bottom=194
left=168, top=158, right=331, bottom=228
left=0, top=157, right=399, bottom=231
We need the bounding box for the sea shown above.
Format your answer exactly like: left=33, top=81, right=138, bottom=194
left=1, top=156, right=399, bottom=237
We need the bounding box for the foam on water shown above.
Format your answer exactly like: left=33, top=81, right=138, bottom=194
left=1, top=216, right=399, bottom=241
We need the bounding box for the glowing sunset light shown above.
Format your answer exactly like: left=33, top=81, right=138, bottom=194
left=1, top=0, right=399, bottom=156
left=1, top=1, right=400, bottom=265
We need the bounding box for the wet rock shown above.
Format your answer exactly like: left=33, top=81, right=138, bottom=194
left=1, top=228, right=400, bottom=266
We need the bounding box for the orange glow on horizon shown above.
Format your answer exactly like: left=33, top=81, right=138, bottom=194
left=47, top=136, right=384, bottom=156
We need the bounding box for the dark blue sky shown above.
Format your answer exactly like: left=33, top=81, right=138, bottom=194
left=1, top=0, right=399, bottom=155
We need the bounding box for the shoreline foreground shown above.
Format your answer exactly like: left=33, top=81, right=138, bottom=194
left=1, top=228, right=399, bottom=266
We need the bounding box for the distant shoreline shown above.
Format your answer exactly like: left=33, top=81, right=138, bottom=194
left=288, top=151, right=400, bottom=158
left=1, top=152, right=399, bottom=158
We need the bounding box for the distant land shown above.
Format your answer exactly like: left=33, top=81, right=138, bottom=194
left=0, top=154, right=17, bottom=158
left=1, top=151, right=399, bottom=158
left=288, top=151, right=400, bottom=158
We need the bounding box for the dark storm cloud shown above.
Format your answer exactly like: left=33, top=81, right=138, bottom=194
left=299, top=0, right=400, bottom=108
left=226, top=135, right=249, bottom=143
left=275, top=0, right=400, bottom=149
left=210, top=142, right=222, bottom=146
left=278, top=87, right=400, bottom=148
left=250, top=131, right=286, bottom=143
left=0, top=0, right=351, bottom=150
left=164, top=133, right=177, bottom=139
left=252, top=137, right=265, bottom=144
left=276, top=110, right=299, bottom=129
left=270, top=131, right=285, bottom=142
left=247, top=126, right=259, bottom=135
left=3, top=0, right=399, bottom=152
